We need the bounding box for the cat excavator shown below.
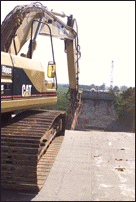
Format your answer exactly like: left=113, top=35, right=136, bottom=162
left=1, top=2, right=81, bottom=191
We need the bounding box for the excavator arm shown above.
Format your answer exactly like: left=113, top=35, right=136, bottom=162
left=1, top=2, right=76, bottom=54
left=1, top=2, right=82, bottom=129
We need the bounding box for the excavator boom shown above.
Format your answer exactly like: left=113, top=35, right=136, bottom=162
left=1, top=2, right=76, bottom=53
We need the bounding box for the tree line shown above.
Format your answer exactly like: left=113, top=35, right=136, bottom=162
left=114, top=87, right=135, bottom=132
left=62, top=83, right=129, bottom=93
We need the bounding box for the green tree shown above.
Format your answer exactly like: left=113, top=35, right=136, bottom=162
left=113, top=86, right=119, bottom=93
left=90, top=84, right=95, bottom=90
left=120, top=85, right=128, bottom=92
left=99, top=84, right=105, bottom=90
left=114, top=87, right=135, bottom=132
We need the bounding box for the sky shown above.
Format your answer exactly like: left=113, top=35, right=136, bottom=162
left=1, top=1, right=135, bottom=87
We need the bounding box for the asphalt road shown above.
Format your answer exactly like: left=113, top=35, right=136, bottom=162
left=1, top=130, right=135, bottom=201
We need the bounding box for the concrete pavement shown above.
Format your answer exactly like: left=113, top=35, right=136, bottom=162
left=32, top=130, right=135, bottom=201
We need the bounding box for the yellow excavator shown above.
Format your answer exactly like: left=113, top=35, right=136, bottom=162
left=1, top=2, right=81, bottom=191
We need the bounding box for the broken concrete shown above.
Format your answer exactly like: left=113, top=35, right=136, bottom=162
left=76, top=91, right=117, bottom=131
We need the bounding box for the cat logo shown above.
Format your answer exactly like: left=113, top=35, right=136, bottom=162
left=22, top=84, right=32, bottom=97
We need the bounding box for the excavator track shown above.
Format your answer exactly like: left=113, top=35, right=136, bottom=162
left=1, top=110, right=66, bottom=192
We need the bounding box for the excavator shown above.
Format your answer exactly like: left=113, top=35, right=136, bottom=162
left=1, top=2, right=82, bottom=191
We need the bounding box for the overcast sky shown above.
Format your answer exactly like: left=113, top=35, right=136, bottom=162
left=1, top=1, right=135, bottom=87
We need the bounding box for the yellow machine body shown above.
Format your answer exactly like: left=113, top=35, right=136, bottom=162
left=1, top=51, right=57, bottom=113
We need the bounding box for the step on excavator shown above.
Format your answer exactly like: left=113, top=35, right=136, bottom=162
left=1, top=2, right=82, bottom=191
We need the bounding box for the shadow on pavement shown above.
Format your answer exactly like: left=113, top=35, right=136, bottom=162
left=1, top=189, right=38, bottom=201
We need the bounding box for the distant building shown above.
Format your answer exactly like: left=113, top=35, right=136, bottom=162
left=98, top=90, right=109, bottom=93
left=90, top=88, right=109, bottom=93
left=90, top=88, right=96, bottom=92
